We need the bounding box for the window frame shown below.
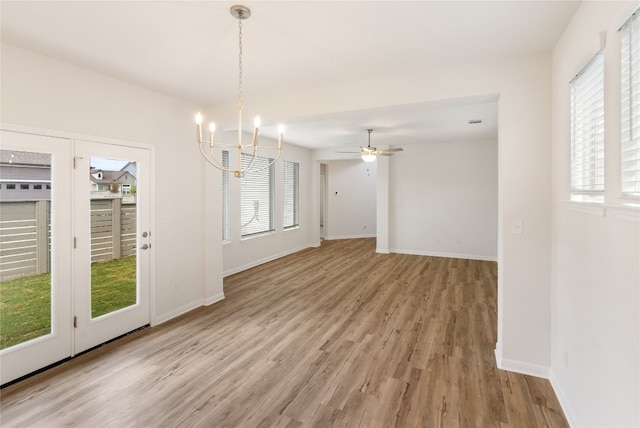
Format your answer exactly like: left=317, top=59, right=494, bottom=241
left=240, top=154, right=275, bottom=238
left=283, top=160, right=300, bottom=230
left=621, top=10, right=640, bottom=200
left=570, top=50, right=606, bottom=201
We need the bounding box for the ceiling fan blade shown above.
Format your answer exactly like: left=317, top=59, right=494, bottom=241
left=335, top=151, right=361, bottom=154
left=382, top=147, right=404, bottom=152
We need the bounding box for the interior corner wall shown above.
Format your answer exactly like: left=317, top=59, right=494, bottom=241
left=324, top=159, right=377, bottom=240
left=550, top=2, right=640, bottom=426
left=0, top=43, right=224, bottom=324
left=388, top=139, right=498, bottom=261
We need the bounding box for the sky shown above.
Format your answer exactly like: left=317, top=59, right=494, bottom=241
left=90, top=157, right=129, bottom=171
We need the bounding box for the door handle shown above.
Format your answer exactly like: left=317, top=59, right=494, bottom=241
left=140, top=244, right=149, bottom=250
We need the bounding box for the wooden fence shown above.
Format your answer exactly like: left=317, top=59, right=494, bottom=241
left=0, top=199, right=137, bottom=281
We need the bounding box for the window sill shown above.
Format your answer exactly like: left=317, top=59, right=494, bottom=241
left=240, top=230, right=276, bottom=241
left=610, top=204, right=640, bottom=223
left=562, top=200, right=606, bottom=216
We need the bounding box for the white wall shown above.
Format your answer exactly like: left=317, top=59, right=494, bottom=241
left=389, top=139, right=498, bottom=261
left=550, top=2, right=640, bottom=426
left=221, top=139, right=314, bottom=276
left=0, top=43, right=224, bottom=323
left=324, top=160, right=377, bottom=239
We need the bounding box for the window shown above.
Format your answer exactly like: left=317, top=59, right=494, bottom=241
left=122, top=184, right=131, bottom=194
left=570, top=51, right=605, bottom=200
left=283, top=160, right=299, bottom=229
left=20, top=184, right=29, bottom=190
left=240, top=154, right=274, bottom=237
left=621, top=10, right=640, bottom=198
left=6, top=184, right=15, bottom=190
left=34, top=184, right=42, bottom=190
left=222, top=150, right=229, bottom=241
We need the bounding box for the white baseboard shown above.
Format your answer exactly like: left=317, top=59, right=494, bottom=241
left=223, top=243, right=314, bottom=277
left=391, top=248, right=497, bottom=262
left=494, top=347, right=550, bottom=378
left=152, top=299, right=202, bottom=326
left=324, top=234, right=377, bottom=240
left=549, top=369, right=578, bottom=428
left=204, top=292, right=225, bottom=306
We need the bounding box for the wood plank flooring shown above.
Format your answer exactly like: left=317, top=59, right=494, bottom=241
left=0, top=238, right=568, bottom=427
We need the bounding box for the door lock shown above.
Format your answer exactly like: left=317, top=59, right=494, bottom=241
left=140, top=244, right=149, bottom=250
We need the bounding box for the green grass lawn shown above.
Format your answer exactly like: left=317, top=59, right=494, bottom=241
left=0, top=256, right=137, bottom=350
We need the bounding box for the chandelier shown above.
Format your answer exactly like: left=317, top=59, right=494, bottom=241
left=195, top=5, right=283, bottom=178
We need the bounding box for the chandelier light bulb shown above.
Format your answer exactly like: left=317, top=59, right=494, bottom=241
left=278, top=124, right=285, bottom=134
left=195, top=112, right=203, bottom=125
left=209, top=122, right=216, bottom=133
left=254, top=115, right=262, bottom=128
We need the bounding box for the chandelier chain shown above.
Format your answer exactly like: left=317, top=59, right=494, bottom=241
left=238, top=12, right=243, bottom=108
left=195, top=5, right=283, bottom=178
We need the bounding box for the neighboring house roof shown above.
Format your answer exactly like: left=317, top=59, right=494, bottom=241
left=90, top=168, right=136, bottom=185
left=0, top=150, right=51, bottom=167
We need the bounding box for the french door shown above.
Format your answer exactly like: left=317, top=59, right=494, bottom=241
left=0, top=130, right=151, bottom=385
left=72, top=140, right=150, bottom=353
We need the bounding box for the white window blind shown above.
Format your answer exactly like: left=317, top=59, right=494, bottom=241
left=570, top=51, right=605, bottom=197
left=283, top=160, right=299, bottom=229
left=222, top=150, right=229, bottom=241
left=240, top=154, right=274, bottom=237
left=621, top=10, right=640, bottom=198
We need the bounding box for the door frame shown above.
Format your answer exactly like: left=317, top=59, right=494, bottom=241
left=72, top=140, right=152, bottom=354
left=0, top=123, right=156, bottom=385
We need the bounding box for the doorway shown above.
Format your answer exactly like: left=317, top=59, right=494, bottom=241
left=0, top=130, right=151, bottom=384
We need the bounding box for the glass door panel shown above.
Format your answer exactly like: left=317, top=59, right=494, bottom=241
left=0, top=131, right=72, bottom=386
left=0, top=150, right=52, bottom=348
left=89, top=157, right=138, bottom=319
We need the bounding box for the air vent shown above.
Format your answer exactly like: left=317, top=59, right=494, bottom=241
left=468, top=119, right=483, bottom=125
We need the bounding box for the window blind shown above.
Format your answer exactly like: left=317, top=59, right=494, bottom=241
left=240, top=154, right=274, bottom=237
left=621, top=10, right=640, bottom=198
left=222, top=150, right=229, bottom=241
left=283, top=160, right=299, bottom=229
left=570, top=51, right=605, bottom=196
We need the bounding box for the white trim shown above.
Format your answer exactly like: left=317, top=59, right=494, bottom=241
left=151, top=299, right=202, bottom=326
left=1, top=122, right=155, bottom=151
left=549, top=369, right=579, bottom=428
left=390, top=248, right=498, bottom=262
left=495, top=351, right=551, bottom=379
left=611, top=204, right=640, bottom=223
left=562, top=200, right=606, bottom=216
left=223, top=243, right=313, bottom=277
left=204, top=292, right=225, bottom=306
left=323, top=234, right=376, bottom=240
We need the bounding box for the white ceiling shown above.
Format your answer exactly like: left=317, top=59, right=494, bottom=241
left=0, top=1, right=580, bottom=149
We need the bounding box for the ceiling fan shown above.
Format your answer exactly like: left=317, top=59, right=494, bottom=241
left=336, top=129, right=404, bottom=162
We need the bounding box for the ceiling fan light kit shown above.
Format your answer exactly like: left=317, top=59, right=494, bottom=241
left=194, top=5, right=284, bottom=178
left=337, top=129, right=404, bottom=162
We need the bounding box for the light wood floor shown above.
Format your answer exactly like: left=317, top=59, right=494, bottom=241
left=0, top=238, right=568, bottom=427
